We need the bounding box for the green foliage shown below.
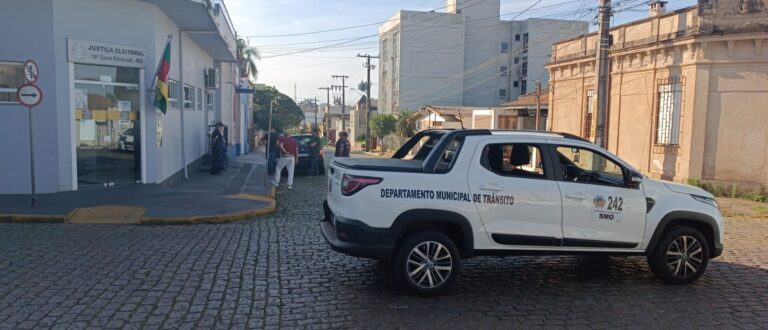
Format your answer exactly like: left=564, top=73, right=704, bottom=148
left=370, top=113, right=397, bottom=138
left=395, top=111, right=415, bottom=138
left=356, top=135, right=367, bottom=142
left=237, top=38, right=260, bottom=82
left=687, top=177, right=768, bottom=203
left=252, top=87, right=304, bottom=131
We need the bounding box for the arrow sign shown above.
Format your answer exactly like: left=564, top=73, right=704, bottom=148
left=17, top=83, right=43, bottom=107
left=24, top=59, right=39, bottom=83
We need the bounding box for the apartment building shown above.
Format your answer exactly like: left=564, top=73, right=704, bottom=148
left=378, top=0, right=588, bottom=114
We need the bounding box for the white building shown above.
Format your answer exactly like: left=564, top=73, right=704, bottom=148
left=378, top=0, right=588, bottom=114
left=0, top=0, right=240, bottom=194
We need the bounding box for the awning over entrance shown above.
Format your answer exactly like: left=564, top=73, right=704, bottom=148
left=137, top=0, right=237, bottom=62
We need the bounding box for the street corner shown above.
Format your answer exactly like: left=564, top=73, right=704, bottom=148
left=139, top=193, right=276, bottom=225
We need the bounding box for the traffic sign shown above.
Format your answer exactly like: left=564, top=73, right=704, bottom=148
left=24, top=59, right=39, bottom=83
left=17, top=83, right=43, bottom=107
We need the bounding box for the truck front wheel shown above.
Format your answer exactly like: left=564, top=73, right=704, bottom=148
left=647, top=226, right=710, bottom=284
left=394, top=231, right=460, bottom=296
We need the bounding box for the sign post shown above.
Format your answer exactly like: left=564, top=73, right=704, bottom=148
left=18, top=61, right=43, bottom=208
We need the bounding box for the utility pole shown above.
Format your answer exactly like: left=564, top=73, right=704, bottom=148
left=263, top=95, right=275, bottom=185
left=594, top=0, right=612, bottom=148
left=358, top=54, right=379, bottom=152
left=535, top=80, right=542, bottom=131
left=331, top=75, right=349, bottom=131
left=313, top=97, right=318, bottom=127
left=318, top=87, right=331, bottom=136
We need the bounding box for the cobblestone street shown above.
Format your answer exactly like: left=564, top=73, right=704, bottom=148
left=2, top=175, right=768, bottom=329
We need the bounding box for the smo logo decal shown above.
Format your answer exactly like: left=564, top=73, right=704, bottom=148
left=593, top=195, right=606, bottom=209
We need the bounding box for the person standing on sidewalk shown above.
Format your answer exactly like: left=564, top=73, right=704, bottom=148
left=210, top=123, right=226, bottom=175
left=271, top=131, right=298, bottom=189
left=308, top=129, right=322, bottom=176
left=335, top=131, right=351, bottom=157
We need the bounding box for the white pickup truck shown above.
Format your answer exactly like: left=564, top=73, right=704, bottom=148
left=321, top=129, right=724, bottom=295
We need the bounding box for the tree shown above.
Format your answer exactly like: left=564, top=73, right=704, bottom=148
left=237, top=38, right=260, bottom=83
left=252, top=87, right=304, bottom=131
left=395, top=111, right=415, bottom=138
left=370, top=113, right=397, bottom=151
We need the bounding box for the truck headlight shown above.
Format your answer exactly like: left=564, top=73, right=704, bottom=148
left=692, top=195, right=719, bottom=209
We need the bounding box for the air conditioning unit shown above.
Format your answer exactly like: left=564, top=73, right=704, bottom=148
left=205, top=68, right=220, bottom=88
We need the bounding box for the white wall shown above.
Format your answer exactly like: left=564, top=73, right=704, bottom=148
left=0, top=0, right=229, bottom=193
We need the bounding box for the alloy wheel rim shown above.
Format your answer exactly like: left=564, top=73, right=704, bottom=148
left=665, top=235, right=704, bottom=279
left=406, top=241, right=452, bottom=289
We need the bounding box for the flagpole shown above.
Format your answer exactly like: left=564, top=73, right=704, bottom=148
left=179, top=30, right=188, bottom=180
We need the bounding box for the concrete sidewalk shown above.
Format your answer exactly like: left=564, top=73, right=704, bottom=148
left=0, top=150, right=275, bottom=225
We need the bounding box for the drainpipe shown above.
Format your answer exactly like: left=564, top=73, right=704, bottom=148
left=178, top=30, right=188, bottom=179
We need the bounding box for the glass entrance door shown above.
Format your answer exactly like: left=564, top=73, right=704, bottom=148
left=74, top=64, right=141, bottom=188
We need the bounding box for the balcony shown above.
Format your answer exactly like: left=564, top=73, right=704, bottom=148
left=138, top=0, right=237, bottom=62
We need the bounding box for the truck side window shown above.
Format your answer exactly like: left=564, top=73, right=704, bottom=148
left=434, top=137, right=464, bottom=173
left=481, top=143, right=546, bottom=178
left=555, top=146, right=625, bottom=186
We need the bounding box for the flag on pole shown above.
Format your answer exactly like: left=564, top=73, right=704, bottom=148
left=153, top=36, right=172, bottom=114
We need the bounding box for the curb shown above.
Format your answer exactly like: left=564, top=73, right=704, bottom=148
left=0, top=187, right=277, bottom=225
left=0, top=214, right=65, bottom=223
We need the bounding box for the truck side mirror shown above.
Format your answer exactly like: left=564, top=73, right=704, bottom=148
left=626, top=171, right=643, bottom=188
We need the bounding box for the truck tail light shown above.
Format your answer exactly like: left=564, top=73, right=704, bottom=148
left=341, top=175, right=382, bottom=196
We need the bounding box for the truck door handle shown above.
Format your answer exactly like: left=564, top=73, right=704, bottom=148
left=479, top=184, right=503, bottom=192
left=565, top=193, right=588, bottom=200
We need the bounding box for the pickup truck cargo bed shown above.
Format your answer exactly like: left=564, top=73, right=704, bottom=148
left=332, top=158, right=423, bottom=173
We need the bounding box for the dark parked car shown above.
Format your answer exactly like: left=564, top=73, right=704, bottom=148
left=292, top=134, right=325, bottom=175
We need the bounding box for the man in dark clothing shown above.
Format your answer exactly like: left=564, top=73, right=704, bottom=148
left=262, top=128, right=278, bottom=174
left=210, top=123, right=226, bottom=175
left=308, top=129, right=322, bottom=176
left=335, top=131, right=350, bottom=157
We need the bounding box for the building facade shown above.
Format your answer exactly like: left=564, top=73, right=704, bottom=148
left=378, top=0, right=588, bottom=114
left=0, top=0, right=238, bottom=194
left=547, top=0, right=768, bottom=190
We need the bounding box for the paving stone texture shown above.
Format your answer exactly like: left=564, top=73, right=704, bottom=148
left=1, top=174, right=767, bottom=329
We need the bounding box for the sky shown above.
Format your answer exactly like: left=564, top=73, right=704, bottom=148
left=225, top=0, right=696, bottom=105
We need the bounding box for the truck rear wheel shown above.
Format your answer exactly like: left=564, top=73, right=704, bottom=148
left=394, top=231, right=460, bottom=296
left=647, top=226, right=710, bottom=284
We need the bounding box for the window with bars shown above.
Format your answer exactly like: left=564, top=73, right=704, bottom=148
left=206, top=91, right=214, bottom=112
left=499, top=89, right=507, bottom=99
left=521, top=80, right=527, bottom=94
left=584, top=90, right=595, bottom=140
left=656, top=77, right=682, bottom=145
left=168, top=80, right=179, bottom=109
left=501, top=42, right=509, bottom=53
